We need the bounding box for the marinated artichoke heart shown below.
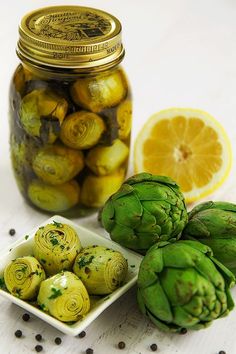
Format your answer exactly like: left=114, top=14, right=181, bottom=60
left=32, top=144, right=84, bottom=185
left=37, top=271, right=90, bottom=322
left=10, top=137, right=28, bottom=193
left=116, top=100, right=132, bottom=140
left=101, top=173, right=188, bottom=253
left=70, top=69, right=127, bottom=113
left=28, top=179, right=80, bottom=213
left=81, top=170, right=125, bottom=208
left=60, top=111, right=105, bottom=149
left=4, top=256, right=46, bottom=300
left=20, top=88, right=68, bottom=143
left=33, top=222, right=82, bottom=275
left=85, top=139, right=129, bottom=176
left=137, top=240, right=235, bottom=333
left=73, top=245, right=128, bottom=295
left=183, top=201, right=236, bottom=275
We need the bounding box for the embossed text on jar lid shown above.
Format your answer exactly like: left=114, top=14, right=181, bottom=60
left=17, top=5, right=124, bottom=71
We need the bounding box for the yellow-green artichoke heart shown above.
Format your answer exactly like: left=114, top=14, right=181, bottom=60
left=28, top=179, right=80, bottom=212
left=70, top=69, right=128, bottom=113
left=32, top=144, right=84, bottom=185
left=116, top=100, right=132, bottom=140
left=20, top=88, right=68, bottom=143
left=85, top=139, right=129, bottom=176
left=80, top=170, right=125, bottom=208
left=33, top=222, right=82, bottom=275
left=37, top=271, right=90, bottom=322
left=73, top=245, right=128, bottom=295
left=60, top=111, right=105, bottom=150
left=4, top=256, right=46, bottom=300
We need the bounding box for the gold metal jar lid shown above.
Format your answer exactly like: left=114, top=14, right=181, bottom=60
left=17, top=5, right=125, bottom=71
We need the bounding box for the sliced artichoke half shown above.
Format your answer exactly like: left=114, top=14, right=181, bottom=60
left=20, top=88, right=68, bottom=143
left=28, top=179, right=80, bottom=212
left=60, top=111, right=105, bottom=150
left=4, top=256, right=46, bottom=300
left=70, top=69, right=128, bottom=113
left=37, top=271, right=90, bottom=322
left=32, top=144, right=84, bottom=185
left=73, top=245, right=128, bottom=295
left=33, top=222, right=82, bottom=275
left=85, top=139, right=129, bottom=176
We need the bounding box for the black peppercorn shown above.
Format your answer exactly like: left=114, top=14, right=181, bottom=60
left=35, top=345, right=43, bottom=352
left=22, top=313, right=30, bottom=322
left=86, top=348, right=93, bottom=354
left=9, top=229, right=16, bottom=236
left=180, top=328, right=187, bottom=335
left=55, top=337, right=62, bottom=345
left=118, top=341, right=126, bottom=349
left=35, top=334, right=42, bottom=342
left=15, top=330, right=22, bottom=338
left=150, top=343, right=158, bottom=351
left=78, top=331, right=86, bottom=338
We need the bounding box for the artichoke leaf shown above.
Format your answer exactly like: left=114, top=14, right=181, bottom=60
left=139, top=282, right=173, bottom=323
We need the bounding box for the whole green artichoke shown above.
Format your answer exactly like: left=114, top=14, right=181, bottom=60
left=137, top=240, right=235, bottom=333
left=183, top=201, right=236, bottom=274
left=101, top=173, right=188, bottom=253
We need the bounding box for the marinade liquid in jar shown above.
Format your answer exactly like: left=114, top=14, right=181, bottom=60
left=9, top=6, right=132, bottom=216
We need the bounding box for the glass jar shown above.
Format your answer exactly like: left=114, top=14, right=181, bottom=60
left=9, top=6, right=132, bottom=216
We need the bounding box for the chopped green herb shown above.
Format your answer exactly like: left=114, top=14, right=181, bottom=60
left=14, top=288, right=22, bottom=297
left=24, top=235, right=29, bottom=240
left=39, top=226, right=44, bottom=230
left=53, top=221, right=63, bottom=228
left=50, top=238, right=59, bottom=246
left=20, top=266, right=28, bottom=273
left=130, top=265, right=135, bottom=268
left=0, top=277, right=5, bottom=289
left=9, top=248, right=12, bottom=252
left=48, top=287, right=62, bottom=300
left=60, top=245, right=65, bottom=250
left=39, top=303, right=46, bottom=311
left=77, top=256, right=95, bottom=269
left=40, top=259, right=46, bottom=264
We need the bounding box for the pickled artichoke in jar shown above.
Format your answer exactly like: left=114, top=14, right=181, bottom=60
left=85, top=139, right=129, bottom=176
left=20, top=88, right=68, bottom=143
left=80, top=170, right=125, bottom=208
left=28, top=179, right=80, bottom=212
left=32, top=144, right=84, bottom=185
left=117, top=100, right=132, bottom=140
left=73, top=245, right=128, bottom=295
left=60, top=111, right=106, bottom=150
left=4, top=256, right=46, bottom=300
left=71, top=69, right=128, bottom=113
left=33, top=222, right=82, bottom=275
left=37, top=271, right=90, bottom=322
left=10, top=137, right=28, bottom=193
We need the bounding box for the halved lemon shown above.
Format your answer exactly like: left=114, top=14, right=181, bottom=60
left=134, top=108, right=232, bottom=203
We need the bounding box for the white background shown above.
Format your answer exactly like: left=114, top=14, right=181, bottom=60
left=1, top=1, right=236, bottom=353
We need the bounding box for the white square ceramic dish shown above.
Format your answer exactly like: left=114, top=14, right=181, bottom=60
left=0, top=215, right=143, bottom=336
